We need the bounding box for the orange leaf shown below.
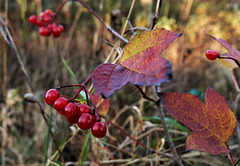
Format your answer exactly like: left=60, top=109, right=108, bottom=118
left=158, top=87, right=237, bottom=155
left=90, top=93, right=110, bottom=116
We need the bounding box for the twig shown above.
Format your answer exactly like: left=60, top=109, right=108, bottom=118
left=54, top=0, right=128, bottom=43
left=158, top=104, right=184, bottom=166
left=218, top=56, right=240, bottom=68
left=103, top=116, right=177, bottom=162
left=0, top=14, right=34, bottom=92
left=150, top=0, right=162, bottom=30
left=135, top=85, right=159, bottom=103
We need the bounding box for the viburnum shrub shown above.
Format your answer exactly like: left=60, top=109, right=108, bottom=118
left=30, top=0, right=240, bottom=165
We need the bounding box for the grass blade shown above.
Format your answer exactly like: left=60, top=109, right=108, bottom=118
left=80, top=132, right=91, bottom=166
left=44, top=110, right=52, bottom=164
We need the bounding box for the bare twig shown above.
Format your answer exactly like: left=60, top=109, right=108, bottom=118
left=0, top=14, right=34, bottom=92
left=103, top=116, right=177, bottom=162
left=158, top=104, right=184, bottom=166
left=54, top=0, right=128, bottom=43
left=150, top=0, right=162, bottom=30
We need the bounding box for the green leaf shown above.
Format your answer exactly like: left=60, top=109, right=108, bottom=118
left=142, top=116, right=188, bottom=132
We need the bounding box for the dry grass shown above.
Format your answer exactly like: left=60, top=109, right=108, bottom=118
left=1, top=0, right=240, bottom=165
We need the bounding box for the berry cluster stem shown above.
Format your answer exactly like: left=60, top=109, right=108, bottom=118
left=218, top=56, right=240, bottom=68
left=54, top=0, right=128, bottom=43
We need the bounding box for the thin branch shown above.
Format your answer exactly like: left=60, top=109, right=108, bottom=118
left=0, top=14, right=34, bottom=92
left=150, top=0, right=162, bottom=30
left=54, top=0, right=128, bottom=43
left=157, top=104, right=184, bottom=166
left=103, top=116, right=177, bottom=162
left=135, top=85, right=159, bottom=103
left=218, top=56, right=240, bottom=68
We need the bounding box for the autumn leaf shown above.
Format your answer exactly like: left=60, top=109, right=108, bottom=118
left=158, top=87, right=237, bottom=155
left=92, top=28, right=182, bottom=98
left=90, top=93, right=110, bottom=116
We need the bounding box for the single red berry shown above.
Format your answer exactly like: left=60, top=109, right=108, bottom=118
left=52, top=27, right=61, bottom=37
left=91, top=121, right=107, bottom=138
left=45, top=9, right=53, bottom=15
left=39, top=27, right=49, bottom=36
left=58, top=25, right=64, bottom=32
left=53, top=97, right=68, bottom=115
left=43, top=15, right=52, bottom=23
left=29, top=15, right=37, bottom=24
left=78, top=104, right=91, bottom=116
left=35, top=19, right=44, bottom=27
left=206, top=50, right=219, bottom=60
left=46, top=28, right=52, bottom=36
left=78, top=113, right=94, bottom=130
left=44, top=89, right=60, bottom=105
left=64, top=103, right=77, bottom=119
left=40, top=12, right=46, bottom=19
left=67, top=116, right=79, bottom=124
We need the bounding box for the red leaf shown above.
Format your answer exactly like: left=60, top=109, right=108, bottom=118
left=207, top=34, right=240, bottom=61
left=92, top=58, right=172, bottom=98
left=90, top=93, right=110, bottom=116
left=158, top=87, right=237, bottom=155
left=92, top=28, right=182, bottom=98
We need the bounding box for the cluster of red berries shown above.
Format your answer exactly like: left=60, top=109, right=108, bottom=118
left=29, top=9, right=64, bottom=37
left=44, top=89, right=107, bottom=138
left=206, top=50, right=219, bottom=60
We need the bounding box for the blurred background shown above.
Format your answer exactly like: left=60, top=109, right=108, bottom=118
left=0, top=0, right=240, bottom=165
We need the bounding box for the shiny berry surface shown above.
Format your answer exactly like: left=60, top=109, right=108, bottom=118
left=52, top=27, right=61, bottom=37
left=44, top=89, right=60, bottom=105
left=53, top=97, right=68, bottom=114
left=29, top=15, right=37, bottom=24
left=39, top=27, right=49, bottom=36
left=64, top=103, right=78, bottom=119
left=91, top=122, right=107, bottom=138
left=206, top=50, right=219, bottom=60
left=77, top=113, right=94, bottom=130
left=78, top=104, right=91, bottom=116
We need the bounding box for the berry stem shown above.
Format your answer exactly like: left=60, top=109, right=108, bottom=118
left=218, top=56, right=240, bottom=68
left=150, top=0, right=162, bottom=30
left=82, top=86, right=90, bottom=106
left=135, top=85, right=159, bottom=103
left=53, top=0, right=128, bottom=43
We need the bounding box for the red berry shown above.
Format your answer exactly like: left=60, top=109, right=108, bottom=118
left=35, top=19, right=44, bottom=27
left=39, top=27, right=48, bottom=36
left=29, top=15, right=37, bottom=24
left=40, top=12, right=46, bottom=19
left=58, top=25, right=64, bottom=32
left=53, top=97, right=68, bottom=115
left=43, top=15, right=52, bottom=23
left=44, top=89, right=60, bottom=105
left=67, top=116, right=79, bottom=124
left=78, top=104, right=91, bottom=116
left=91, top=122, right=107, bottom=138
left=65, top=103, right=81, bottom=124
left=45, top=9, right=53, bottom=15
left=206, top=50, right=219, bottom=60
left=64, top=103, right=77, bottom=118
left=78, top=113, right=94, bottom=130
left=52, top=27, right=61, bottom=37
